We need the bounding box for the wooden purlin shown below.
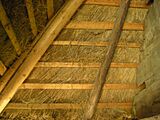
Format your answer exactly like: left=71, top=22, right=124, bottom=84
left=19, top=83, right=138, bottom=90
left=52, top=41, right=141, bottom=48
left=65, top=22, right=144, bottom=30
left=6, top=103, right=132, bottom=110
left=35, top=62, right=138, bottom=68
left=0, top=0, right=85, bottom=113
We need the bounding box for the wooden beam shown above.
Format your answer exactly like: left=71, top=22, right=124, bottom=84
left=19, top=83, right=138, bottom=90
left=84, top=0, right=131, bottom=119
left=0, top=0, right=21, bottom=55
left=65, top=22, right=144, bottom=30
left=53, top=41, right=141, bottom=48
left=85, top=0, right=148, bottom=9
left=0, top=61, right=6, bottom=76
left=47, top=0, right=54, bottom=20
left=35, top=62, right=138, bottom=68
left=6, top=103, right=132, bottom=110
left=0, top=0, right=85, bottom=113
left=25, top=0, right=38, bottom=36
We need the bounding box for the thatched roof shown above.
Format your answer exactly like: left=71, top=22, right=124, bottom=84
left=0, top=0, right=148, bottom=119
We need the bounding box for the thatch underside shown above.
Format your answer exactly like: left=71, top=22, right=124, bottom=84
left=0, top=0, right=148, bottom=119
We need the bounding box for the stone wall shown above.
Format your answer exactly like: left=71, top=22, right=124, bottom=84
left=137, top=0, right=160, bottom=86
left=133, top=0, right=160, bottom=119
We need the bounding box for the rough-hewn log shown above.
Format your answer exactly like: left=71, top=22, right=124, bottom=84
left=52, top=41, right=140, bottom=48
left=0, top=0, right=85, bottom=113
left=133, top=80, right=160, bottom=119
left=0, top=61, right=6, bottom=76
left=19, top=83, right=138, bottom=90
left=25, top=0, right=38, bottom=36
left=65, top=22, right=144, bottom=30
left=47, top=0, right=54, bottom=20
left=35, top=62, right=138, bottom=68
left=83, top=0, right=131, bottom=119
left=6, top=103, right=132, bottom=110
left=0, top=0, right=21, bottom=55
left=85, top=0, right=148, bottom=9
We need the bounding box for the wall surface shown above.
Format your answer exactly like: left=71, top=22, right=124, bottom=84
left=133, top=0, right=160, bottom=119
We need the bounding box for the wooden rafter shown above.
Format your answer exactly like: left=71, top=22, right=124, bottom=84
left=47, top=0, right=54, bottom=20
left=85, top=0, right=148, bottom=9
left=0, top=0, right=85, bottom=113
left=84, top=0, right=131, bottom=119
left=25, top=0, right=38, bottom=36
left=0, top=0, right=21, bottom=55
left=6, top=102, right=132, bottom=110
left=0, top=61, right=6, bottom=76
left=19, top=83, right=138, bottom=90
left=52, top=41, right=141, bottom=48
left=35, top=62, right=138, bottom=68
left=65, top=22, right=144, bottom=30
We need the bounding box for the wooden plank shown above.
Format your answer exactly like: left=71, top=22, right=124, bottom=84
left=84, top=0, right=131, bottom=119
left=6, top=103, right=132, bottom=110
left=0, top=61, right=6, bottom=76
left=53, top=41, right=141, bottom=48
left=0, top=0, right=21, bottom=55
left=25, top=0, right=38, bottom=36
left=35, top=62, right=138, bottom=68
left=65, top=22, right=144, bottom=30
left=0, top=0, right=85, bottom=113
left=47, top=0, right=54, bottom=20
left=85, top=0, right=148, bottom=9
left=19, top=83, right=138, bottom=90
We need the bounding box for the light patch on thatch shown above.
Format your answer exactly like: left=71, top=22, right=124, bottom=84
left=40, top=46, right=140, bottom=63
left=26, top=68, right=136, bottom=84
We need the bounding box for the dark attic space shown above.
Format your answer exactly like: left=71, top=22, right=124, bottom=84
left=0, top=0, right=159, bottom=120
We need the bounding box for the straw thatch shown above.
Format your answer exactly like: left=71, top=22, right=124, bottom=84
left=0, top=0, right=148, bottom=119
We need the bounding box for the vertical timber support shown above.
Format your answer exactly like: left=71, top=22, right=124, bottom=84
left=47, top=0, right=54, bottom=20
left=25, top=0, right=38, bottom=36
left=0, top=0, right=85, bottom=113
left=0, top=61, right=6, bottom=76
left=83, top=0, right=131, bottom=119
left=0, top=0, right=21, bottom=55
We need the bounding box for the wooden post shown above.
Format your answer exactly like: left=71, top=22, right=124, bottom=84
left=0, top=61, right=6, bottom=76
left=25, top=0, right=38, bottom=36
left=0, top=0, right=84, bottom=113
left=47, top=0, right=54, bottom=20
left=0, top=0, right=21, bottom=55
left=83, top=0, right=131, bottom=119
